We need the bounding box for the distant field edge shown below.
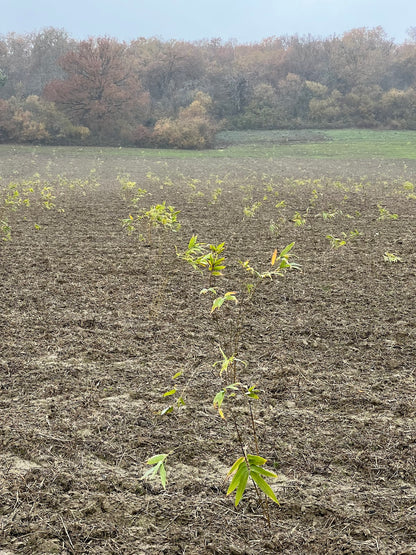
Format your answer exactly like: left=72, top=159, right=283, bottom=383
left=215, top=129, right=416, bottom=159
left=0, top=128, right=415, bottom=160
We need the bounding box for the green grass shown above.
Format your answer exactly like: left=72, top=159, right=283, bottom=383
left=0, top=129, right=415, bottom=160
left=300, top=130, right=416, bottom=159
left=216, top=129, right=416, bottom=159
left=215, top=129, right=328, bottom=146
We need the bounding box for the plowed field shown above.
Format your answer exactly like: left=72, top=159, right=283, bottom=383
left=1, top=146, right=415, bottom=554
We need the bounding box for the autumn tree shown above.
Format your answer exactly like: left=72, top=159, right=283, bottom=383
left=1, top=26, right=416, bottom=141
left=198, top=39, right=252, bottom=120
left=0, top=95, right=89, bottom=144
left=29, top=28, right=74, bottom=95
left=0, top=33, right=33, bottom=98
left=378, top=88, right=416, bottom=128
left=44, top=37, right=150, bottom=143
left=152, top=91, right=217, bottom=149
left=390, top=41, right=416, bottom=89
left=129, top=38, right=206, bottom=121
left=231, top=83, right=279, bottom=129
left=282, top=35, right=332, bottom=85
left=328, top=27, right=394, bottom=93
left=0, top=29, right=73, bottom=99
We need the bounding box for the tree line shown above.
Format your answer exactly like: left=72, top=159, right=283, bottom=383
left=1, top=26, right=416, bottom=148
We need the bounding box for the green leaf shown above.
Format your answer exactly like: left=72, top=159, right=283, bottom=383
left=249, top=465, right=277, bottom=478
left=213, top=389, right=226, bottom=409
left=227, top=456, right=244, bottom=478
left=247, top=455, right=267, bottom=466
left=227, top=383, right=240, bottom=390
left=141, top=465, right=159, bottom=479
left=146, top=454, right=168, bottom=465
left=234, top=466, right=250, bottom=506
left=279, top=242, right=295, bottom=258
left=246, top=385, right=259, bottom=399
left=246, top=391, right=259, bottom=399
left=200, top=287, right=217, bottom=295
left=188, top=235, right=197, bottom=249
left=163, top=389, right=177, bottom=397
left=227, top=460, right=248, bottom=496
left=211, top=297, right=225, bottom=312
left=172, top=371, right=183, bottom=379
left=159, top=463, right=167, bottom=489
left=250, top=472, right=279, bottom=504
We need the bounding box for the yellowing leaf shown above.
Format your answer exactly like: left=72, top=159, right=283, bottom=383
left=271, top=248, right=278, bottom=266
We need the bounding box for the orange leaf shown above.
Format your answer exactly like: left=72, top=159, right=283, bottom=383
left=271, top=248, right=277, bottom=266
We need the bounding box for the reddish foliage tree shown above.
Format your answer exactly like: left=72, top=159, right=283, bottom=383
left=44, top=37, right=149, bottom=143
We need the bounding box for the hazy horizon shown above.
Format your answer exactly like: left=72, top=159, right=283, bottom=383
left=2, top=0, right=415, bottom=44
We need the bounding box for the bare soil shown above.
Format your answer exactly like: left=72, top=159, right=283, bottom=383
left=1, top=147, right=415, bottom=554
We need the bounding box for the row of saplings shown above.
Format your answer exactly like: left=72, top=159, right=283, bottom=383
left=123, top=200, right=301, bottom=525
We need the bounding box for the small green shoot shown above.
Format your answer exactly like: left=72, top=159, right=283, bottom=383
left=292, top=211, right=306, bottom=226
left=213, top=346, right=246, bottom=381
left=320, top=209, right=342, bottom=220
left=227, top=454, right=278, bottom=507
left=241, top=243, right=300, bottom=282
left=210, top=291, right=238, bottom=313
left=210, top=187, right=222, bottom=204
left=131, top=188, right=148, bottom=206
left=243, top=201, right=262, bottom=218
left=377, top=205, right=398, bottom=221
left=141, top=453, right=170, bottom=489
left=160, top=371, right=186, bottom=415
left=142, top=202, right=181, bottom=232
left=177, top=235, right=207, bottom=270
left=269, top=219, right=279, bottom=237
left=124, top=202, right=180, bottom=244
left=177, top=236, right=226, bottom=284
left=309, top=188, right=319, bottom=206
left=403, top=181, right=416, bottom=199
left=326, top=229, right=360, bottom=248
left=326, top=235, right=346, bottom=248
left=213, top=383, right=240, bottom=419
left=384, top=252, right=402, bottom=263
left=122, top=214, right=135, bottom=235
left=117, top=174, right=148, bottom=205
left=203, top=244, right=226, bottom=278
left=213, top=383, right=259, bottom=420
left=1, top=220, right=11, bottom=241
left=348, top=229, right=361, bottom=240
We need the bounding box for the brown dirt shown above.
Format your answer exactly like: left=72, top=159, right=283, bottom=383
left=1, top=147, right=415, bottom=554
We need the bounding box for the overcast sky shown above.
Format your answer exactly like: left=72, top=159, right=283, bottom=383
left=2, top=0, right=415, bottom=43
